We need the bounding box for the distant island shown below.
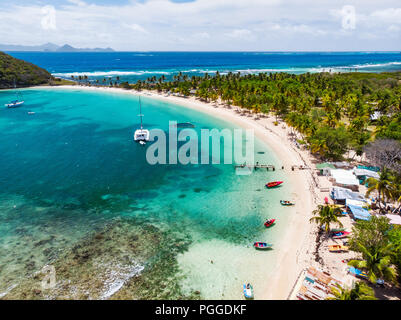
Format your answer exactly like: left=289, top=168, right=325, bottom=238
left=0, top=43, right=115, bottom=52
left=0, top=51, right=74, bottom=88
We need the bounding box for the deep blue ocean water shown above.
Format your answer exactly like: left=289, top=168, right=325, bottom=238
left=7, top=51, right=401, bottom=84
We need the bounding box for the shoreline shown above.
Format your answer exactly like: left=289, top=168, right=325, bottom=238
left=27, top=84, right=321, bottom=300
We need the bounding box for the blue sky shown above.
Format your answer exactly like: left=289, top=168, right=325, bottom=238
left=0, top=0, right=400, bottom=51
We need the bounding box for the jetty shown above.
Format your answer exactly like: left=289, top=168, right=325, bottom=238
left=235, top=164, right=276, bottom=171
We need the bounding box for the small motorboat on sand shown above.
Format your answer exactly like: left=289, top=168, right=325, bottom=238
left=243, top=283, right=254, bottom=299
left=328, top=227, right=345, bottom=233
left=254, top=242, right=273, bottom=250
left=332, top=231, right=350, bottom=239
left=329, top=245, right=349, bottom=252
left=347, top=267, right=368, bottom=280
left=265, top=181, right=283, bottom=188
left=264, top=219, right=276, bottom=228
left=280, top=200, right=294, bottom=206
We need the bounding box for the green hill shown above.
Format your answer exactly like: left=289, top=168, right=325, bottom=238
left=0, top=51, right=53, bottom=89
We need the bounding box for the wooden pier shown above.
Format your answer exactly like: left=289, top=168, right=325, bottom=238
left=235, top=164, right=276, bottom=171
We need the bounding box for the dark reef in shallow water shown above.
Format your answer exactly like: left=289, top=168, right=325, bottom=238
left=2, top=217, right=201, bottom=300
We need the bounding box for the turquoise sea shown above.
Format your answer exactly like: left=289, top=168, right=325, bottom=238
left=0, top=87, right=294, bottom=299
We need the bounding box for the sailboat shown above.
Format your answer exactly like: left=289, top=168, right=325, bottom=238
left=5, top=80, right=24, bottom=108
left=133, top=96, right=150, bottom=145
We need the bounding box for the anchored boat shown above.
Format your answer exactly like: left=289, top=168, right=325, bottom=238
left=5, top=80, right=24, bottom=108
left=133, top=96, right=150, bottom=145
left=6, top=100, right=24, bottom=108
left=265, top=181, right=283, bottom=188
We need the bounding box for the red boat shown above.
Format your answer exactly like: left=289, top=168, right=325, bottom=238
left=264, top=219, right=276, bottom=228
left=265, top=181, right=283, bottom=188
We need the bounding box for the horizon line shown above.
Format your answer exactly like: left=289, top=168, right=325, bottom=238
left=4, top=50, right=401, bottom=53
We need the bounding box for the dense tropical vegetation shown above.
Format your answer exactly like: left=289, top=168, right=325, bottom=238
left=122, top=70, right=401, bottom=162
left=0, top=51, right=53, bottom=88
left=365, top=167, right=401, bottom=212
left=348, top=216, right=400, bottom=284
left=328, top=282, right=377, bottom=300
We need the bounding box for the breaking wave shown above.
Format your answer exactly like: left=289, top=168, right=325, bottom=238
left=52, top=61, right=401, bottom=78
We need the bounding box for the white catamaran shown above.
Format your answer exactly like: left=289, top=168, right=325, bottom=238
left=5, top=80, right=24, bottom=108
left=133, top=96, right=150, bottom=145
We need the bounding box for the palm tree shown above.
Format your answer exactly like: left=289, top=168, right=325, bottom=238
left=348, top=242, right=397, bottom=284
left=389, top=174, right=401, bottom=212
left=309, top=205, right=343, bottom=233
left=394, top=193, right=401, bottom=213
left=328, top=282, right=376, bottom=300
left=366, top=167, right=394, bottom=211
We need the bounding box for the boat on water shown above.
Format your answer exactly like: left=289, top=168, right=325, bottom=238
left=265, top=181, right=283, bottom=188
left=173, top=122, right=195, bottom=128
left=243, top=283, right=254, bottom=299
left=133, top=96, right=150, bottom=145
left=264, top=219, right=276, bottom=228
left=328, top=245, right=349, bottom=252
left=6, top=100, right=24, bottom=108
left=280, top=200, right=294, bottom=206
left=5, top=80, right=24, bottom=108
left=332, top=231, right=351, bottom=239
left=253, top=242, right=273, bottom=250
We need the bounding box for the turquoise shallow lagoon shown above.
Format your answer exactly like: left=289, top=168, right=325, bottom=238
left=0, top=87, right=293, bottom=299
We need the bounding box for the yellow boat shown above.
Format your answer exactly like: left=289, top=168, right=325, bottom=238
left=328, top=245, right=349, bottom=252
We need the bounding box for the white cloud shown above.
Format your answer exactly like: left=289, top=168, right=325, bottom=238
left=125, top=23, right=149, bottom=34
left=371, top=8, right=401, bottom=24
left=67, top=0, right=86, bottom=7
left=0, top=0, right=400, bottom=50
left=193, top=32, right=210, bottom=39
left=226, top=29, right=253, bottom=39
left=388, top=25, right=400, bottom=32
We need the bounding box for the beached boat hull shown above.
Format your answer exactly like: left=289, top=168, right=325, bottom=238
left=243, top=284, right=254, bottom=299
left=280, top=200, right=294, bottom=206
left=266, top=181, right=283, bottom=188
left=253, top=242, right=273, bottom=250
left=264, top=219, right=276, bottom=228
left=329, top=245, right=349, bottom=252
left=347, top=267, right=368, bottom=280
left=331, top=231, right=350, bottom=239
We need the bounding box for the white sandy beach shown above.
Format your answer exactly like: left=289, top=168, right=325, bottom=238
left=37, top=84, right=329, bottom=299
